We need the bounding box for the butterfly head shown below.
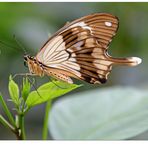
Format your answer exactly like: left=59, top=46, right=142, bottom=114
left=24, top=54, right=44, bottom=76
left=24, top=55, right=34, bottom=67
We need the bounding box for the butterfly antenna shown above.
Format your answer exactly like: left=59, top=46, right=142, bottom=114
left=13, top=35, right=27, bottom=55
left=0, top=40, right=20, bottom=52
left=48, top=77, right=67, bottom=89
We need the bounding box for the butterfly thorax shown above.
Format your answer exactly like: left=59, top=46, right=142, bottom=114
left=24, top=55, right=44, bottom=77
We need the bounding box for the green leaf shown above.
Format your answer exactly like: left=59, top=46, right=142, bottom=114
left=21, top=77, right=31, bottom=101
left=26, top=81, right=81, bottom=108
left=8, top=75, right=19, bottom=105
left=49, top=87, right=148, bottom=140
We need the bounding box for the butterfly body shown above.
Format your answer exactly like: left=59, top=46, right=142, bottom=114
left=24, top=13, right=141, bottom=84
left=24, top=55, right=74, bottom=83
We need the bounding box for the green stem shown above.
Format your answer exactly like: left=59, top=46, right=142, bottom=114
left=0, top=94, right=15, bottom=126
left=42, top=100, right=52, bottom=140
left=0, top=115, right=15, bottom=132
left=0, top=115, right=22, bottom=140
left=19, top=114, right=26, bottom=140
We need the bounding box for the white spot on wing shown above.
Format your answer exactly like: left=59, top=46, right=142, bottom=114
left=129, top=57, right=142, bottom=66
left=70, top=22, right=91, bottom=32
left=105, top=21, right=112, bottom=27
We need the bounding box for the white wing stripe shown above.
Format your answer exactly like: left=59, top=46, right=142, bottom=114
left=43, top=35, right=63, bottom=60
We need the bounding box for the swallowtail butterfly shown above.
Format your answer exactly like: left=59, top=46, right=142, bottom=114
left=24, top=13, right=141, bottom=84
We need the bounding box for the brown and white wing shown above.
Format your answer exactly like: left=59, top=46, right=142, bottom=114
left=36, top=13, right=140, bottom=84
left=39, top=13, right=119, bottom=51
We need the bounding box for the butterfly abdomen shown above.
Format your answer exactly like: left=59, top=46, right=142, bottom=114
left=44, top=67, right=73, bottom=84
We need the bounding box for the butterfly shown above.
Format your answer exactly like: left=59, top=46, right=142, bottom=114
left=24, top=13, right=141, bottom=84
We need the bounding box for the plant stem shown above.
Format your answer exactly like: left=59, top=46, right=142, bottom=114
left=42, top=100, right=52, bottom=140
left=0, top=115, right=15, bottom=132
left=0, top=94, right=15, bottom=126
left=0, top=115, right=23, bottom=140
left=19, top=114, right=26, bottom=140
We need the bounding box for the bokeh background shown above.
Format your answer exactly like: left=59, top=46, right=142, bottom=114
left=0, top=2, right=148, bottom=140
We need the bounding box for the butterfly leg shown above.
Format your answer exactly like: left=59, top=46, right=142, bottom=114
left=12, top=73, right=37, bottom=79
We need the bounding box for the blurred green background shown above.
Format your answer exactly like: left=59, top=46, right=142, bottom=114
left=0, top=2, right=147, bottom=140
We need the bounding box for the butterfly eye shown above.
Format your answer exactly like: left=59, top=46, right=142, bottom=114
left=24, top=60, right=28, bottom=68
